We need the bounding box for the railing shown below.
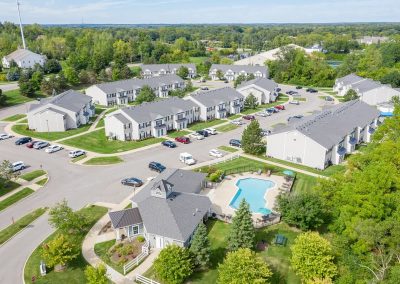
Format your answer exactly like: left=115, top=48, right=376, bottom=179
left=123, top=240, right=149, bottom=275
left=135, top=274, right=160, bottom=284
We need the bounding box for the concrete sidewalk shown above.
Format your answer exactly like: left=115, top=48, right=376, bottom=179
left=0, top=174, right=48, bottom=202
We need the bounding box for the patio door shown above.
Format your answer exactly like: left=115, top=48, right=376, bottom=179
left=155, top=236, right=164, bottom=248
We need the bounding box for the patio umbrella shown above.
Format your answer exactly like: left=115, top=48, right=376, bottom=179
left=283, top=170, right=295, bottom=177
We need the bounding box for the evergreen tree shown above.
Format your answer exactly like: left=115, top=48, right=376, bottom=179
left=227, top=199, right=255, bottom=251
left=241, top=120, right=264, bottom=155
left=189, top=222, right=211, bottom=269
left=244, top=93, right=258, bottom=109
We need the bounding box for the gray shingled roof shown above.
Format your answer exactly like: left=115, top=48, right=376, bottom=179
left=92, top=74, right=184, bottom=94
left=352, top=79, right=382, bottom=93
left=109, top=208, right=142, bottom=229
left=336, top=73, right=365, bottom=86
left=237, top=78, right=278, bottom=92
left=28, top=90, right=92, bottom=113
left=141, top=63, right=196, bottom=72
left=210, top=64, right=268, bottom=75
left=113, top=113, right=130, bottom=124
left=112, top=97, right=198, bottom=124
left=5, top=49, right=45, bottom=62
left=271, top=100, right=380, bottom=149
left=188, top=87, right=244, bottom=107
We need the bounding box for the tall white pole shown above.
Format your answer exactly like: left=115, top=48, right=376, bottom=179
left=16, top=0, right=26, bottom=49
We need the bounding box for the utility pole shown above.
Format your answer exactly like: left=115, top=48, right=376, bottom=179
left=16, top=0, right=26, bottom=49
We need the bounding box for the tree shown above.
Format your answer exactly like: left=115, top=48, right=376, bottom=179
left=244, top=93, right=258, bottom=109
left=136, top=85, right=156, bottom=104
left=48, top=200, right=89, bottom=234
left=44, top=59, right=62, bottom=74
left=6, top=67, right=20, bottom=81
left=189, top=222, right=211, bottom=269
left=30, top=70, right=44, bottom=90
left=19, top=79, right=36, bottom=97
left=41, top=234, right=79, bottom=271
left=291, top=232, right=337, bottom=282
left=113, top=40, right=131, bottom=65
left=275, top=191, right=326, bottom=230
left=0, top=89, right=6, bottom=106
left=154, top=245, right=194, bottom=284
left=85, top=264, right=108, bottom=284
left=381, top=70, right=400, bottom=87
left=234, top=74, right=247, bottom=88
left=227, top=199, right=255, bottom=251
left=40, top=74, right=68, bottom=96
left=217, top=248, right=272, bottom=284
left=216, top=70, right=224, bottom=80
left=241, top=120, right=264, bottom=155
left=343, top=89, right=359, bottom=102
left=177, top=66, right=189, bottom=79
left=63, top=66, right=79, bottom=85
left=111, top=64, right=132, bottom=81
left=0, top=160, right=20, bottom=185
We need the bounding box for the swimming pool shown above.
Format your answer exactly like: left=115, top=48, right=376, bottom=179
left=229, top=178, right=275, bottom=214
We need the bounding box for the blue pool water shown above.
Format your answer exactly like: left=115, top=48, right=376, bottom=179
left=229, top=178, right=275, bottom=214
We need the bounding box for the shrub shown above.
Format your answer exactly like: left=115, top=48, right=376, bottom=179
left=137, top=236, right=145, bottom=243
left=209, top=170, right=224, bottom=182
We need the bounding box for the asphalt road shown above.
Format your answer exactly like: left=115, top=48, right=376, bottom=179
left=0, top=84, right=330, bottom=283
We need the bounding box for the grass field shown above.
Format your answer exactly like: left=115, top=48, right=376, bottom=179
left=1, top=90, right=44, bottom=108
left=189, top=57, right=209, bottom=64
left=227, top=114, right=242, bottom=120
left=188, top=119, right=227, bottom=131
left=1, top=114, right=26, bottom=122
left=35, top=178, right=48, bottom=186
left=0, top=208, right=47, bottom=245
left=12, top=124, right=92, bottom=141
left=0, top=188, right=34, bottom=211
left=167, top=129, right=191, bottom=138
left=215, top=123, right=238, bottom=133
left=62, top=129, right=165, bottom=154
left=94, top=240, right=124, bottom=274
left=0, top=178, right=21, bottom=197
left=83, top=156, right=123, bottom=165
left=24, top=205, right=108, bottom=284
left=20, top=170, right=46, bottom=181
left=217, top=146, right=239, bottom=153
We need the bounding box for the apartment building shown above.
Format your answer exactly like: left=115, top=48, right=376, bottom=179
left=209, top=64, right=268, bottom=81
left=141, top=63, right=197, bottom=78
left=236, top=78, right=279, bottom=104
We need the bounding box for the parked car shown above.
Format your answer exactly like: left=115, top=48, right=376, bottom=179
left=275, top=105, right=285, bottom=111
left=69, top=150, right=86, bottom=158
left=243, top=115, right=255, bottom=120
left=179, top=152, right=196, bottom=165
left=204, top=128, right=217, bottom=135
left=286, top=90, right=294, bottom=95
left=288, top=115, right=304, bottom=122
left=224, top=79, right=229, bottom=83
left=11, top=161, right=25, bottom=172
left=325, top=96, right=334, bottom=101
left=296, top=86, right=303, bottom=89
left=200, top=87, right=209, bottom=91
left=0, top=133, right=13, bottom=140
left=276, top=87, right=281, bottom=92
left=196, top=130, right=209, bottom=137
left=148, top=161, right=166, bottom=173
left=229, top=139, right=242, bottom=147
left=121, top=177, right=143, bottom=187
left=26, top=141, right=39, bottom=148
left=230, top=119, right=243, bottom=125
left=261, top=129, right=272, bottom=136
left=175, top=136, right=190, bottom=144
left=266, top=108, right=277, bottom=114
left=190, top=133, right=205, bottom=140
left=45, top=145, right=64, bottom=153
left=33, top=141, right=50, bottom=150
left=256, top=111, right=270, bottom=117
left=289, top=100, right=300, bottom=105
left=306, top=88, right=318, bottom=93
left=161, top=140, right=177, bottom=148
left=15, top=137, right=32, bottom=145
left=209, top=149, right=223, bottom=158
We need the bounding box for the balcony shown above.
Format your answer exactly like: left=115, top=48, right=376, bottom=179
left=369, top=126, right=376, bottom=134
left=175, top=116, right=187, bottom=122
left=337, top=147, right=347, bottom=156
left=349, top=137, right=357, bottom=145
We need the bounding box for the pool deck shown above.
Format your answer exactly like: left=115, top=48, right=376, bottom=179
left=203, top=172, right=284, bottom=221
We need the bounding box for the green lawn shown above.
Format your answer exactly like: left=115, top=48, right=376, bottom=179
left=215, top=123, right=238, bottom=133
left=0, top=208, right=47, bottom=245
left=189, top=119, right=227, bottom=131
left=83, top=156, right=123, bottom=165
left=35, top=178, right=48, bottom=186
left=167, top=129, right=191, bottom=138
left=95, top=118, right=105, bottom=128
left=24, top=205, right=108, bottom=284
left=189, top=57, right=209, bottom=64
left=1, top=90, right=44, bottom=108
left=0, top=178, right=21, bottom=197
left=62, top=129, right=165, bottom=154
left=1, top=113, right=26, bottom=122
left=217, top=146, right=239, bottom=153
left=227, top=114, right=242, bottom=120
left=71, top=154, right=87, bottom=163
left=0, top=187, right=34, bottom=211
left=20, top=170, right=46, bottom=181
left=94, top=240, right=124, bottom=274
left=12, top=123, right=92, bottom=141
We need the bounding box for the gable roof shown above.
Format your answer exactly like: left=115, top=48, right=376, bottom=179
left=210, top=64, right=268, bottom=75
left=352, top=79, right=382, bottom=93
left=111, top=97, right=198, bottom=124
left=271, top=100, right=380, bottom=149
left=91, top=74, right=184, bottom=95
left=4, top=49, right=45, bottom=62
left=109, top=208, right=142, bottom=229
left=188, top=87, right=244, bottom=107
left=237, top=78, right=278, bottom=93
left=141, top=63, right=196, bottom=72
left=28, top=90, right=92, bottom=113
left=336, top=73, right=366, bottom=86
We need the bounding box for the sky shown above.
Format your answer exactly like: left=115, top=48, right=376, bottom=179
left=0, top=0, right=399, bottom=24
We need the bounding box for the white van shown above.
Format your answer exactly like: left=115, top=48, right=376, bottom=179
left=179, top=152, right=196, bottom=165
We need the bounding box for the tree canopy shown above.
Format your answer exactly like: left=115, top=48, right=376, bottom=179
left=241, top=120, right=264, bottom=155
left=227, top=199, right=255, bottom=251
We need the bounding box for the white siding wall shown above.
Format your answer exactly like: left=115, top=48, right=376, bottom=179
left=237, top=85, right=269, bottom=104
left=85, top=86, right=109, bottom=106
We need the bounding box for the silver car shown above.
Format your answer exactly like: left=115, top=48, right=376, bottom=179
left=33, top=141, right=50, bottom=149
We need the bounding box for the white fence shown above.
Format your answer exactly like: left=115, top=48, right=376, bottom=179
left=123, top=240, right=149, bottom=275
left=135, top=274, right=160, bottom=284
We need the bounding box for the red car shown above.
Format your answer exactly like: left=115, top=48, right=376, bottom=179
left=175, top=136, right=190, bottom=144
left=275, top=105, right=285, bottom=110
left=26, top=141, right=38, bottom=148
left=242, top=115, right=255, bottom=121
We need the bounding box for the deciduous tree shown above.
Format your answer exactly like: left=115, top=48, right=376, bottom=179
left=177, top=66, right=189, bottom=79
left=244, top=93, right=258, bottom=109
left=41, top=234, right=79, bottom=271
left=85, top=264, right=108, bottom=284
left=48, top=199, right=89, bottom=234
left=136, top=85, right=156, bottom=104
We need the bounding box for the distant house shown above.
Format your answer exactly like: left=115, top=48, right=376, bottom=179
left=236, top=78, right=279, bottom=104
left=2, top=49, right=46, bottom=69
left=141, top=63, right=197, bottom=78
left=108, top=169, right=211, bottom=249
left=104, top=97, right=200, bottom=141
left=357, top=36, right=389, bottom=45
left=85, top=74, right=185, bottom=106
left=27, top=90, right=94, bottom=132
left=209, top=64, right=268, bottom=81
left=266, top=100, right=380, bottom=169
left=333, top=73, right=366, bottom=96
left=186, top=87, right=244, bottom=120
left=304, top=44, right=323, bottom=54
